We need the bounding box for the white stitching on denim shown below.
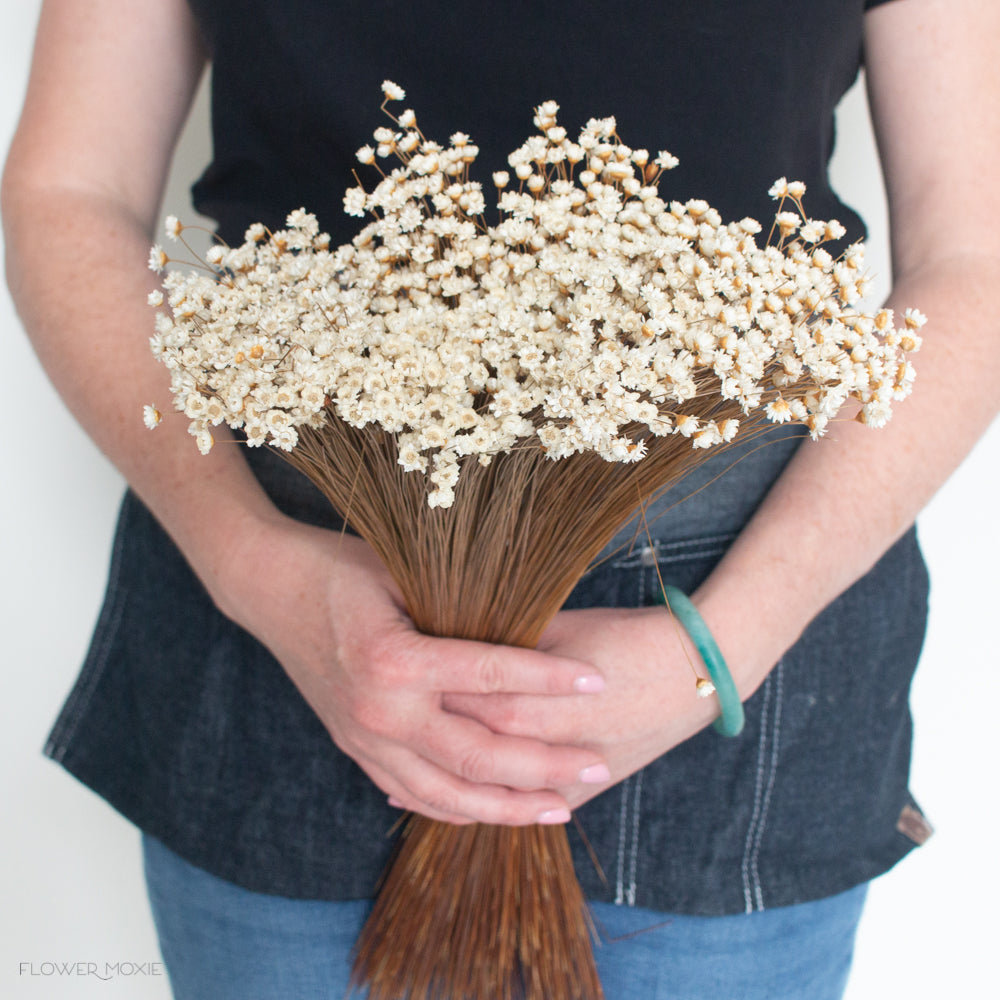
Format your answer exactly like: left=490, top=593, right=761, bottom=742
left=610, top=533, right=736, bottom=570
left=614, top=776, right=631, bottom=905
left=741, top=668, right=773, bottom=913
left=656, top=533, right=734, bottom=552
left=613, top=544, right=732, bottom=570
left=749, top=659, right=784, bottom=911
left=625, top=768, right=644, bottom=906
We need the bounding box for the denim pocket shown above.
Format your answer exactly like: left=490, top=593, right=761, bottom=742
left=563, top=531, right=736, bottom=611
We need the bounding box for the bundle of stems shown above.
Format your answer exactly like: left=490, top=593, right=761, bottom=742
left=280, top=387, right=762, bottom=1000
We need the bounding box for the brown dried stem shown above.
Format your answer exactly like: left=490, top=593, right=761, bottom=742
left=275, top=378, right=782, bottom=1000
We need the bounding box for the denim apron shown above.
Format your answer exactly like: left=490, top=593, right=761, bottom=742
left=46, top=424, right=930, bottom=913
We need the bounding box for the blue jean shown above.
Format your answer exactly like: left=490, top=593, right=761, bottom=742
left=143, top=834, right=867, bottom=1000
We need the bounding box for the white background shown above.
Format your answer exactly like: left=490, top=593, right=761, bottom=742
left=2, top=3, right=997, bottom=998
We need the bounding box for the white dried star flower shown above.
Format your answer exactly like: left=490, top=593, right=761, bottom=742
left=824, top=220, right=846, bottom=241
left=674, top=414, right=699, bottom=437
left=427, top=487, right=454, bottom=509
left=195, top=429, right=214, bottom=455
left=775, top=212, right=801, bottom=237
left=164, top=215, right=183, bottom=240
left=344, top=186, right=367, bottom=217
left=143, top=405, right=161, bottom=429
left=147, top=289, right=164, bottom=307
left=765, top=397, right=793, bottom=423
left=398, top=131, right=420, bottom=154
left=860, top=400, right=893, bottom=428
left=148, top=245, right=168, bottom=273
left=381, top=80, right=405, bottom=101
left=696, top=678, right=716, bottom=698
left=799, top=220, right=825, bottom=244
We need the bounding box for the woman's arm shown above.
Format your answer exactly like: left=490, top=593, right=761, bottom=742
left=4, top=0, right=608, bottom=826
left=444, top=0, right=1000, bottom=808
left=695, top=0, right=1000, bottom=678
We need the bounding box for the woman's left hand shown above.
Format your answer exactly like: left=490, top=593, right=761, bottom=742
left=443, top=605, right=728, bottom=809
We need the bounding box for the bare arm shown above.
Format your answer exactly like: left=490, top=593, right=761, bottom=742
left=4, top=0, right=608, bottom=826
left=697, top=0, right=1000, bottom=681
left=2, top=0, right=255, bottom=570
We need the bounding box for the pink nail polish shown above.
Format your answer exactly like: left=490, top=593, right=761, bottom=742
left=387, top=796, right=405, bottom=809
left=579, top=763, right=611, bottom=784
left=574, top=674, right=605, bottom=693
left=537, top=808, right=571, bottom=825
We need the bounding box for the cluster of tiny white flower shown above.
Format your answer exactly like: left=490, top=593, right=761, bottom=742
left=148, top=84, right=924, bottom=507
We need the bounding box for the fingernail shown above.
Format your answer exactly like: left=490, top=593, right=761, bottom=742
left=387, top=796, right=405, bottom=809
left=574, top=674, right=605, bottom=693
left=579, top=763, right=611, bottom=784
left=537, top=808, right=571, bottom=825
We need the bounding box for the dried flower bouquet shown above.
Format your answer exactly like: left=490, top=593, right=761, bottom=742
left=147, top=83, right=923, bottom=1000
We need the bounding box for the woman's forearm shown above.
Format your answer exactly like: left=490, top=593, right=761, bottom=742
left=3, top=181, right=286, bottom=599
left=0, top=0, right=272, bottom=596
left=695, top=0, right=1000, bottom=695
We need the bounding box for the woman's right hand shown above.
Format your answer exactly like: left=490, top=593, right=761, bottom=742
left=210, top=513, right=610, bottom=826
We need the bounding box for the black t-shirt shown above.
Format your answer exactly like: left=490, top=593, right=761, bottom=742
left=188, top=0, right=892, bottom=247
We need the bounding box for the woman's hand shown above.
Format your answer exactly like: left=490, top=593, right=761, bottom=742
left=443, top=603, right=753, bottom=811
left=211, top=514, right=611, bottom=826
